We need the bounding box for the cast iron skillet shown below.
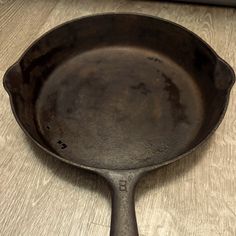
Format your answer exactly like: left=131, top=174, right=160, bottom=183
left=3, top=14, right=235, bottom=236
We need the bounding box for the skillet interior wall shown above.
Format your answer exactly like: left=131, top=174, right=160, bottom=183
left=11, top=14, right=228, bottom=149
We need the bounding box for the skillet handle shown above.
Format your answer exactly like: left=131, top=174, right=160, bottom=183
left=214, top=58, right=235, bottom=91
left=100, top=170, right=144, bottom=236
left=3, top=62, right=22, bottom=94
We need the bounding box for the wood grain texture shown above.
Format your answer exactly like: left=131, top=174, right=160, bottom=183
left=0, top=1, right=236, bottom=235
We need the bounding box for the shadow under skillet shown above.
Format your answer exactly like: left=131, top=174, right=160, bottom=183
left=25, top=136, right=111, bottom=205
left=25, top=132, right=214, bottom=207
left=135, top=137, right=213, bottom=201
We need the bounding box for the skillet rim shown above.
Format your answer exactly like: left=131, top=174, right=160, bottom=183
left=3, top=12, right=235, bottom=172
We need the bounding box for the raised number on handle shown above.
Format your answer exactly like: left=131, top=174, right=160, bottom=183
left=119, top=180, right=127, bottom=192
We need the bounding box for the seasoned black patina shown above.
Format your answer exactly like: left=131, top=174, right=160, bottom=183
left=3, top=14, right=235, bottom=236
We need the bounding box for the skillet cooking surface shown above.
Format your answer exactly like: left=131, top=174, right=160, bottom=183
left=36, top=46, right=204, bottom=169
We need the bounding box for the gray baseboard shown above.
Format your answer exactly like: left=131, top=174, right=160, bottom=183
left=168, top=0, right=236, bottom=7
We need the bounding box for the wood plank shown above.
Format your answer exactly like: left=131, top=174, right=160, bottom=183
left=0, top=0, right=59, bottom=71
left=0, top=1, right=236, bottom=235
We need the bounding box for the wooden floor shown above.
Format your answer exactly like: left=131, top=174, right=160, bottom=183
left=1, top=1, right=236, bottom=235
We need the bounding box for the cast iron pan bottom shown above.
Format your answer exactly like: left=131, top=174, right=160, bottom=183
left=36, top=46, right=204, bottom=170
